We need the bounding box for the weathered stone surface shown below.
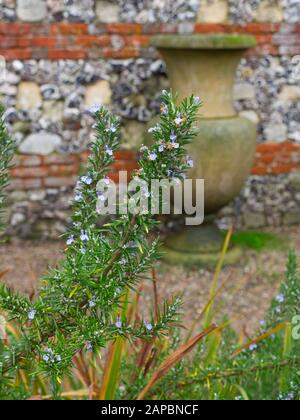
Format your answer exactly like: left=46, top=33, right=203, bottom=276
left=121, top=120, right=146, bottom=148
left=42, top=101, right=64, bottom=122
left=84, top=80, right=112, bottom=109
left=197, top=0, right=228, bottom=23
left=264, top=124, right=288, bottom=143
left=47, top=0, right=64, bottom=16
left=0, top=84, right=18, bottom=96
left=16, top=0, right=47, bottom=22
left=19, top=132, right=62, bottom=155
left=17, top=82, right=42, bottom=110
left=11, top=212, right=26, bottom=226
left=41, top=85, right=62, bottom=101
left=278, top=85, right=300, bottom=102
left=239, top=110, right=260, bottom=125
left=12, top=121, right=31, bottom=134
left=5, top=72, right=21, bottom=85
left=253, top=0, right=283, bottom=23
left=283, top=211, right=300, bottom=225
left=244, top=212, right=267, bottom=228
left=95, top=0, right=120, bottom=23
left=29, top=190, right=46, bottom=201
left=289, top=172, right=300, bottom=189
left=233, top=83, right=256, bottom=101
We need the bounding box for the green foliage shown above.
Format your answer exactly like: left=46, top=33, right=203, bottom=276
left=118, top=251, right=300, bottom=400
left=0, top=104, right=14, bottom=232
left=0, top=92, right=202, bottom=399
left=230, top=230, right=287, bottom=252
left=0, top=95, right=299, bottom=401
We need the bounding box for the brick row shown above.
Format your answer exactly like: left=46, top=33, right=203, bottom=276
left=6, top=143, right=300, bottom=191
left=0, top=23, right=300, bottom=60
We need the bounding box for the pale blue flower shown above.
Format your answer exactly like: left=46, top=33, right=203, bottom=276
left=80, top=230, right=89, bottom=241
left=161, top=104, right=168, bottom=115
left=105, top=146, right=113, bottom=156
left=89, top=103, right=101, bottom=113
left=74, top=192, right=83, bottom=202
left=28, top=309, right=36, bottom=321
left=43, top=354, right=50, bottom=363
left=249, top=344, right=257, bottom=352
left=127, top=241, right=138, bottom=248
left=276, top=294, right=284, bottom=303
left=116, top=317, right=122, bottom=329
left=86, top=341, right=93, bottom=351
left=170, top=130, right=177, bottom=143
left=175, top=112, right=183, bottom=125
left=149, top=124, right=161, bottom=134
left=56, top=355, right=62, bottom=362
left=80, top=247, right=86, bottom=255
left=158, top=144, right=164, bottom=153
left=89, top=300, right=96, bottom=308
left=108, top=125, right=117, bottom=133
left=149, top=152, right=157, bottom=161
left=67, top=235, right=75, bottom=245
left=194, top=96, right=201, bottom=104
left=144, top=321, right=153, bottom=331
left=81, top=175, right=93, bottom=185
left=187, top=157, right=194, bottom=168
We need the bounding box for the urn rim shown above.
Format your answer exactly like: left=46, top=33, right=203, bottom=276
left=151, top=34, right=257, bottom=50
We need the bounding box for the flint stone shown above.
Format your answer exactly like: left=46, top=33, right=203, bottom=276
left=84, top=80, right=112, bottom=109
left=197, top=0, right=228, bottom=23
left=19, top=132, right=62, bottom=155
left=17, top=82, right=42, bottom=110
left=264, top=124, right=288, bottom=142
left=233, top=83, right=256, bottom=101
left=95, top=1, right=120, bottom=23
left=17, top=0, right=47, bottom=22
left=278, top=85, right=300, bottom=102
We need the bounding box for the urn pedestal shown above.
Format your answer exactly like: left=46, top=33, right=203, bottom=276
left=150, top=34, right=257, bottom=267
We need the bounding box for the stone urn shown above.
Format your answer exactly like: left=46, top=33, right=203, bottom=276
left=150, top=34, right=258, bottom=267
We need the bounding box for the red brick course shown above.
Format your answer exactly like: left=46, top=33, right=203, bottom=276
left=7, top=144, right=300, bottom=191
left=1, top=22, right=299, bottom=189
left=0, top=22, right=300, bottom=60
left=252, top=142, right=300, bottom=175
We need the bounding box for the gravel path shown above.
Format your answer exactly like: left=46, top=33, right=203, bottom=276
left=1, top=226, right=299, bottom=335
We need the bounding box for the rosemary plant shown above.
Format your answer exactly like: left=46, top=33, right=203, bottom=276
left=0, top=91, right=201, bottom=398
left=0, top=105, right=14, bottom=233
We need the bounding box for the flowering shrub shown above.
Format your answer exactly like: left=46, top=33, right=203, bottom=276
left=0, top=105, right=14, bottom=232
left=0, top=93, right=299, bottom=400
left=0, top=92, right=202, bottom=399
left=117, top=251, right=300, bottom=400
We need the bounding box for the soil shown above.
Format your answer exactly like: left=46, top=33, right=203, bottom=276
left=1, top=226, right=299, bottom=335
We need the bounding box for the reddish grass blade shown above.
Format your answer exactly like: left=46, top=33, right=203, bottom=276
left=98, top=338, right=124, bottom=400
left=231, top=322, right=288, bottom=358
left=137, top=324, right=218, bottom=400
left=0, top=270, right=8, bottom=280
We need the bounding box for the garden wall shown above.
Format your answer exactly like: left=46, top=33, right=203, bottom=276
left=0, top=0, right=299, bottom=237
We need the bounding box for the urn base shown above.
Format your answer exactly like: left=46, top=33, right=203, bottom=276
left=163, top=219, right=242, bottom=269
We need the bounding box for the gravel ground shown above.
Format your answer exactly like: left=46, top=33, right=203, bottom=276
left=1, top=226, right=299, bottom=335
